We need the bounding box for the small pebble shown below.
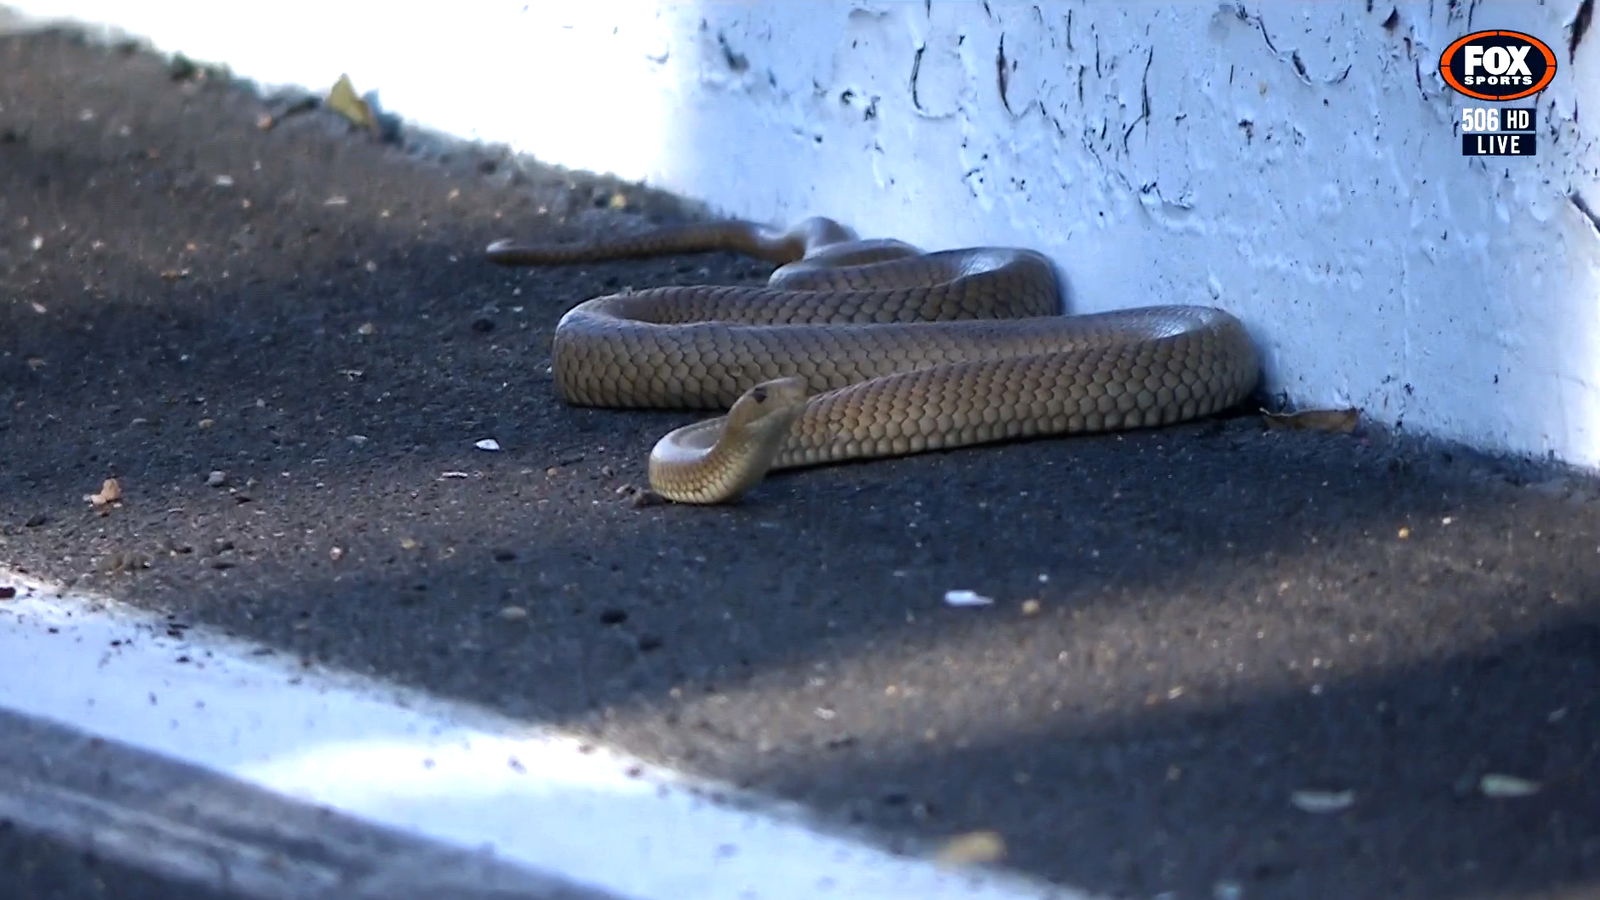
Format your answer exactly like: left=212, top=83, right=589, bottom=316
left=206, top=470, right=227, bottom=487
left=1290, top=789, right=1356, bottom=813
left=499, top=605, right=529, bottom=621
left=1480, top=773, right=1541, bottom=798
left=1213, top=881, right=1243, bottom=900
left=626, top=487, right=666, bottom=508
left=1020, top=599, right=1042, bottom=615
left=944, top=589, right=994, bottom=607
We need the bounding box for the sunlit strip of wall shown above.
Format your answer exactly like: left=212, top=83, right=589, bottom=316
left=3, top=1, right=682, bottom=182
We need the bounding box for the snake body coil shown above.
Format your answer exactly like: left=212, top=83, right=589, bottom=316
left=488, top=218, right=1258, bottom=503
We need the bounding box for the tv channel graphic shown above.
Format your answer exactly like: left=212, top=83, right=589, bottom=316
left=1460, top=106, right=1537, bottom=157
left=1438, top=30, right=1557, bottom=101
left=1440, top=30, right=1555, bottom=157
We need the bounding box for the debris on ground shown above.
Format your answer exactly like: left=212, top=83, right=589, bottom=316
left=325, top=74, right=377, bottom=133
left=616, top=484, right=667, bottom=507
left=1479, top=774, right=1541, bottom=798
left=1262, top=407, right=1361, bottom=433
left=934, top=829, right=1006, bottom=865
left=85, top=478, right=122, bottom=507
left=1290, top=789, right=1356, bottom=813
left=943, top=589, right=994, bottom=607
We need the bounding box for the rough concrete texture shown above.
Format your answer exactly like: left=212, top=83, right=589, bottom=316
left=1, top=29, right=1597, bottom=900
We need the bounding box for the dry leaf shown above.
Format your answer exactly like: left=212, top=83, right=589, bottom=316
left=85, top=478, right=122, bottom=507
left=326, top=74, right=377, bottom=132
left=1262, top=408, right=1360, bottom=433
left=934, top=830, right=1006, bottom=866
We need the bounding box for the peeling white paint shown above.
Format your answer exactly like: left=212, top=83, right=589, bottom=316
left=6, top=0, right=1600, bottom=465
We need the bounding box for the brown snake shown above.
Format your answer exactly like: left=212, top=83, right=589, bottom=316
left=486, top=217, right=1258, bottom=504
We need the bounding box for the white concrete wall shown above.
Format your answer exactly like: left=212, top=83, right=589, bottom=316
left=8, top=1, right=1600, bottom=466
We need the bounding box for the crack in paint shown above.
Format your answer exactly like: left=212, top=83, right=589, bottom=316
left=1570, top=192, right=1600, bottom=238
left=997, top=33, right=1012, bottom=115
left=1122, top=46, right=1153, bottom=152
left=716, top=31, right=748, bottom=73
left=1571, top=0, right=1594, bottom=61
left=909, top=44, right=925, bottom=112
left=1240, top=5, right=1353, bottom=86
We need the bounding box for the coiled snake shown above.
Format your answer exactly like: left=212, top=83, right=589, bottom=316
left=487, top=218, right=1258, bottom=504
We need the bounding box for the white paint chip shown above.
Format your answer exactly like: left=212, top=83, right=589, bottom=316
left=0, top=575, right=1088, bottom=900
left=944, top=589, right=995, bottom=607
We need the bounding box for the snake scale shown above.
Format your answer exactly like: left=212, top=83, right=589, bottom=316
left=486, top=217, right=1258, bottom=504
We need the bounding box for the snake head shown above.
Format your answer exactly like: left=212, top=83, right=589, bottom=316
left=648, top=377, right=811, bottom=504
left=724, top=376, right=810, bottom=434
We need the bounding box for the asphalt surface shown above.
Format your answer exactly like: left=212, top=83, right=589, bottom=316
left=1, top=27, right=1598, bottom=900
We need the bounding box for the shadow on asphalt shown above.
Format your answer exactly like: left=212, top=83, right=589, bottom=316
left=2, top=28, right=1596, bottom=899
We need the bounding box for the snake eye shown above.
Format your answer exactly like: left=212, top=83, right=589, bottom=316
left=751, top=386, right=768, bottom=403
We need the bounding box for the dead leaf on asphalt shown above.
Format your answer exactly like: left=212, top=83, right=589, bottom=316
left=85, top=478, right=122, bottom=507
left=934, top=829, right=1006, bottom=865
left=1262, top=407, right=1360, bottom=433
left=326, top=74, right=377, bottom=133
